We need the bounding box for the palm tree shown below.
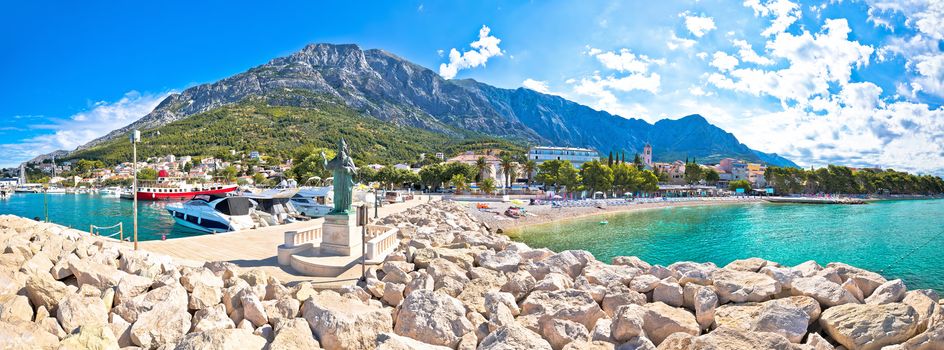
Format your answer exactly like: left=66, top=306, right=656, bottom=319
left=480, top=178, right=496, bottom=196
left=499, top=154, right=516, bottom=189
left=450, top=174, right=469, bottom=194
left=522, top=160, right=537, bottom=186
left=474, top=156, right=490, bottom=182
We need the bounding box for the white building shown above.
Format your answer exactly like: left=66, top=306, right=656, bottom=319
left=527, top=146, right=600, bottom=168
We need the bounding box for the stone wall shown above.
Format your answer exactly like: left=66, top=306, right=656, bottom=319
left=0, top=201, right=942, bottom=349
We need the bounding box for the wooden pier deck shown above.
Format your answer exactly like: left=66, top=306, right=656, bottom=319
left=138, top=195, right=438, bottom=288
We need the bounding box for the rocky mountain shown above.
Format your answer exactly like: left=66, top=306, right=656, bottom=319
left=77, top=43, right=796, bottom=166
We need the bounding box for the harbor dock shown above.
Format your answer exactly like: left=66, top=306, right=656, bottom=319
left=138, top=195, right=437, bottom=287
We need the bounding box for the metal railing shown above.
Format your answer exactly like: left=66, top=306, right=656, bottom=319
left=90, top=222, right=124, bottom=241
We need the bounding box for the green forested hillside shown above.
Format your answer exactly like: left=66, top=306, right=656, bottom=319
left=67, top=98, right=524, bottom=165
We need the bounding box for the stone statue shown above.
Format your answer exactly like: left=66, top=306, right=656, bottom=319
left=322, top=138, right=357, bottom=215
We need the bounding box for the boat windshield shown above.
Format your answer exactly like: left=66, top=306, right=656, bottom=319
left=215, top=197, right=252, bottom=216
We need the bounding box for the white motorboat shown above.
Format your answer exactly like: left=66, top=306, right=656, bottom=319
left=243, top=188, right=305, bottom=226
left=166, top=194, right=257, bottom=233
left=45, top=186, right=66, bottom=194
left=14, top=184, right=42, bottom=193
left=0, top=188, right=11, bottom=199
left=291, top=186, right=333, bottom=218
left=100, top=187, right=123, bottom=198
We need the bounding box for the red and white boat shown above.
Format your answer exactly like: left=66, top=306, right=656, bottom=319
left=123, top=176, right=238, bottom=201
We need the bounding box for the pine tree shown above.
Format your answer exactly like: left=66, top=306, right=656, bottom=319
left=608, top=151, right=613, bottom=166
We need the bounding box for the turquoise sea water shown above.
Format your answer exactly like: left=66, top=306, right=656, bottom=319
left=0, top=193, right=201, bottom=241
left=511, top=199, right=944, bottom=292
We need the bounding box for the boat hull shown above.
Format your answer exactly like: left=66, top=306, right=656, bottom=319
left=134, top=186, right=238, bottom=201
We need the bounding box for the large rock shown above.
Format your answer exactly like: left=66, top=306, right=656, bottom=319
left=302, top=291, right=393, bottom=349
left=376, top=332, right=452, bottom=350
left=819, top=302, right=919, bottom=350
left=172, top=328, right=267, bottom=350
left=189, top=283, right=222, bottom=310
left=710, top=269, right=780, bottom=303
left=269, top=318, right=321, bottom=350
left=693, top=286, right=718, bottom=330
left=130, top=306, right=192, bottom=349
left=713, top=299, right=810, bottom=343
left=25, top=273, right=70, bottom=312
left=611, top=304, right=645, bottom=342
left=57, top=294, right=109, bottom=334
left=0, top=294, right=33, bottom=323
left=826, top=262, right=887, bottom=297
left=0, top=320, right=60, bottom=350
left=791, top=276, right=859, bottom=307
left=653, top=279, right=684, bottom=307
left=540, top=318, right=589, bottom=350
left=520, top=289, right=606, bottom=331
left=394, top=290, right=474, bottom=348
left=192, top=304, right=236, bottom=333
left=865, top=279, right=906, bottom=305
left=478, top=325, right=553, bottom=350
left=241, top=294, right=268, bottom=327
left=902, top=290, right=941, bottom=333
left=113, top=284, right=189, bottom=324
left=639, top=302, right=699, bottom=346
left=69, top=258, right=127, bottom=289
left=58, top=324, right=120, bottom=350
left=689, top=326, right=798, bottom=349
left=476, top=249, right=521, bottom=273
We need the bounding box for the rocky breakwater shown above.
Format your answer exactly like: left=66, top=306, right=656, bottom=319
left=0, top=201, right=942, bottom=350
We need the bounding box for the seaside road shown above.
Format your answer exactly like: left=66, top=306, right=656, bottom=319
left=138, top=195, right=439, bottom=288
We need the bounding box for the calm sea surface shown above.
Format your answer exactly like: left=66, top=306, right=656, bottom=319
left=510, top=199, right=944, bottom=292
left=0, top=193, right=201, bottom=241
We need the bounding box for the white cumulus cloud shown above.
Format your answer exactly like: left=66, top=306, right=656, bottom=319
left=710, top=51, right=740, bottom=71
left=522, top=79, right=550, bottom=93
left=667, top=31, right=697, bottom=50
left=0, top=90, right=172, bottom=167
left=743, top=0, right=802, bottom=37
left=438, top=25, right=503, bottom=79
left=681, top=13, right=717, bottom=37
left=732, top=39, right=775, bottom=65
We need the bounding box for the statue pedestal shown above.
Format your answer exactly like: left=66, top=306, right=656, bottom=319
left=320, top=214, right=361, bottom=256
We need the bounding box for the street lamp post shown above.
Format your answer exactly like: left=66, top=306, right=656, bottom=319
left=131, top=130, right=140, bottom=250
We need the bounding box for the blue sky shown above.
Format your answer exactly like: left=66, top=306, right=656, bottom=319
left=2, top=0, right=943, bottom=174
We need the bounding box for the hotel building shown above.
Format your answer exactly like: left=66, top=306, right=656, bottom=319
left=527, top=146, right=600, bottom=169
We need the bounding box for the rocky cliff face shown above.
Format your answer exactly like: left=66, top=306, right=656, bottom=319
left=76, top=43, right=796, bottom=166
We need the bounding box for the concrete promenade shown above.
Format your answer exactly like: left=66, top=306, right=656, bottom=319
left=139, top=195, right=438, bottom=287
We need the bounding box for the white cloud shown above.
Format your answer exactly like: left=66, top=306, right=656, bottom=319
left=522, top=79, right=550, bottom=93
left=709, top=19, right=873, bottom=107
left=743, top=0, right=802, bottom=36
left=710, top=51, right=740, bottom=71
left=732, top=39, right=775, bottom=65
left=867, top=0, right=944, bottom=98
left=0, top=91, right=171, bottom=167
left=438, top=25, right=503, bottom=79
left=590, top=48, right=665, bottom=74
left=681, top=13, right=717, bottom=37
left=667, top=31, right=697, bottom=50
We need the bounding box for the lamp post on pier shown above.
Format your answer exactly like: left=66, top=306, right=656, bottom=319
left=130, top=130, right=140, bottom=250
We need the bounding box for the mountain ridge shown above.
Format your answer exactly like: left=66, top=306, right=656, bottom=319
left=71, top=43, right=796, bottom=167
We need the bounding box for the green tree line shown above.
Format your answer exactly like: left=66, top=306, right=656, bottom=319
left=766, top=165, right=944, bottom=195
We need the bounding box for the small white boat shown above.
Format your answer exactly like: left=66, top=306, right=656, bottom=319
left=0, top=188, right=11, bottom=199
left=291, top=186, right=333, bottom=218
left=14, top=184, right=42, bottom=193
left=45, top=186, right=66, bottom=194
left=166, top=195, right=257, bottom=233
left=244, top=189, right=305, bottom=226
left=100, top=187, right=123, bottom=198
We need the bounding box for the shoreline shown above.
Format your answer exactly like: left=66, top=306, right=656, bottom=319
left=464, top=197, right=766, bottom=233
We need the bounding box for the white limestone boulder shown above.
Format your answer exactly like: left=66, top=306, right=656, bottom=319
left=302, top=291, right=393, bottom=349
left=819, top=302, right=919, bottom=350
left=710, top=269, right=780, bottom=303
